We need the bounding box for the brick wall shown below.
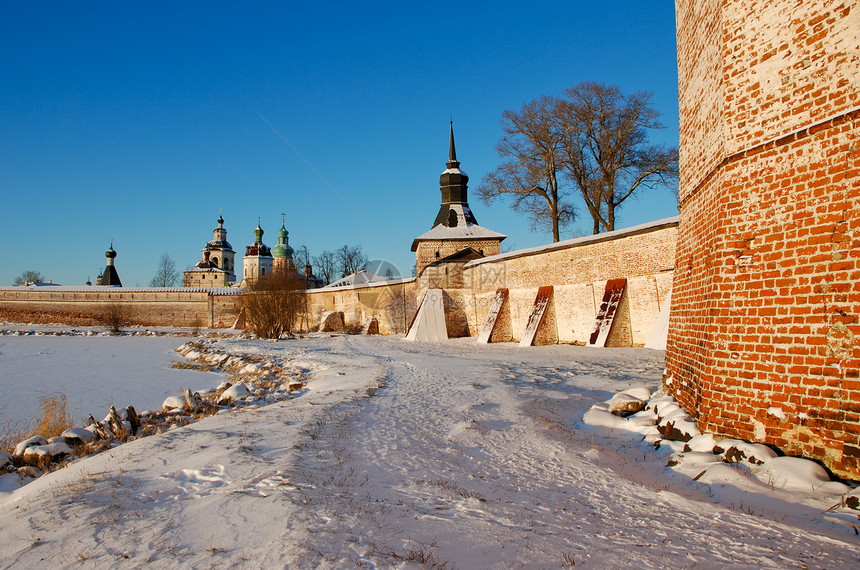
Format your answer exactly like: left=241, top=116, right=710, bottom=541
left=415, top=239, right=502, bottom=276
left=0, top=287, right=243, bottom=328
left=668, top=0, right=859, bottom=478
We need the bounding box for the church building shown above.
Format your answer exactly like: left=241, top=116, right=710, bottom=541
left=183, top=214, right=236, bottom=287
left=242, top=220, right=273, bottom=284
left=411, top=123, right=506, bottom=276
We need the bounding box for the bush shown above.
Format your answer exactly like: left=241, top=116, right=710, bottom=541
left=242, top=272, right=305, bottom=339
left=190, top=317, right=204, bottom=336
left=101, top=302, right=132, bottom=335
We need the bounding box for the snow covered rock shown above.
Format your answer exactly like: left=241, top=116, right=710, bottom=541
left=22, top=442, right=73, bottom=465
left=608, top=392, right=646, bottom=416
left=647, top=396, right=677, bottom=416
left=62, top=427, right=99, bottom=445
left=667, top=451, right=722, bottom=478
left=683, top=434, right=719, bottom=453
left=16, top=465, right=43, bottom=478
left=239, top=362, right=262, bottom=375
left=754, top=456, right=833, bottom=492
left=714, top=439, right=778, bottom=465
left=0, top=450, right=12, bottom=470
left=218, top=382, right=250, bottom=405
left=162, top=395, right=187, bottom=411
left=655, top=406, right=700, bottom=442
left=14, top=435, right=48, bottom=458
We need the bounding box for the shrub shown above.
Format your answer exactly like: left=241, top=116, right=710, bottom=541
left=190, top=317, right=204, bottom=336
left=101, top=302, right=132, bottom=335
left=242, top=272, right=305, bottom=339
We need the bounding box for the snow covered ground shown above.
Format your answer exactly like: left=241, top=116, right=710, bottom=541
left=0, top=333, right=223, bottom=429
left=1, top=332, right=858, bottom=567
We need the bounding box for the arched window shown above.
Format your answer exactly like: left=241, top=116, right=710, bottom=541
left=212, top=257, right=219, bottom=267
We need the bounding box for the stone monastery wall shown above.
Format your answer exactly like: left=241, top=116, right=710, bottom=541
left=306, top=219, right=678, bottom=345
left=304, top=279, right=420, bottom=336
left=668, top=0, right=859, bottom=478
left=0, top=287, right=243, bottom=328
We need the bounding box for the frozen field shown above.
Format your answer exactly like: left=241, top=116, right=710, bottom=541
left=0, top=334, right=223, bottom=429
left=0, top=332, right=858, bottom=567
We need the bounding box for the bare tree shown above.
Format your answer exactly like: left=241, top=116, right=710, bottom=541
left=242, top=272, right=305, bottom=339
left=477, top=96, right=575, bottom=242
left=13, top=270, right=45, bottom=285
left=294, top=245, right=311, bottom=270
left=557, top=82, right=679, bottom=233
left=336, top=244, right=367, bottom=277
left=312, top=250, right=337, bottom=284
left=150, top=253, right=179, bottom=287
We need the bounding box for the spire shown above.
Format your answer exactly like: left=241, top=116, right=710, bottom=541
left=254, top=219, right=264, bottom=243
left=434, top=122, right=477, bottom=228
left=447, top=121, right=459, bottom=168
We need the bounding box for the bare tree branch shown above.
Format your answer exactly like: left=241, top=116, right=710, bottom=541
left=336, top=244, right=368, bottom=278
left=558, top=82, right=679, bottom=233
left=478, top=96, right=574, bottom=242
left=13, top=270, right=45, bottom=286
left=312, top=250, right=337, bottom=284
left=150, top=253, right=179, bottom=287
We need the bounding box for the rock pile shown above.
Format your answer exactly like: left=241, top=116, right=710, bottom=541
left=583, top=386, right=860, bottom=513
left=1, top=340, right=308, bottom=492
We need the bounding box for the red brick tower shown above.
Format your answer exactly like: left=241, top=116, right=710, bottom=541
left=667, top=1, right=859, bottom=478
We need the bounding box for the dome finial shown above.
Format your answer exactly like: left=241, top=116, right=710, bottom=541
left=254, top=218, right=264, bottom=242
left=448, top=120, right=458, bottom=166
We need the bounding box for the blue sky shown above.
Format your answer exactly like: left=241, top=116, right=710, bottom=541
left=1, top=1, right=679, bottom=286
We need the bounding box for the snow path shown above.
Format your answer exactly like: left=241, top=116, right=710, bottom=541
left=0, top=335, right=857, bottom=568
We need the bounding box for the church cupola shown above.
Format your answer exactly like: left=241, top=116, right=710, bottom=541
left=200, top=211, right=236, bottom=282
left=272, top=215, right=296, bottom=272
left=97, top=241, right=122, bottom=286
left=243, top=218, right=274, bottom=284
left=434, top=122, right=478, bottom=228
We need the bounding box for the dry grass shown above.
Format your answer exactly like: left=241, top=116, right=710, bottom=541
left=170, top=361, right=215, bottom=372
left=0, top=393, right=75, bottom=453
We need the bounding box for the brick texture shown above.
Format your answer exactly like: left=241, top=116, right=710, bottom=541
left=668, top=0, right=859, bottom=479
